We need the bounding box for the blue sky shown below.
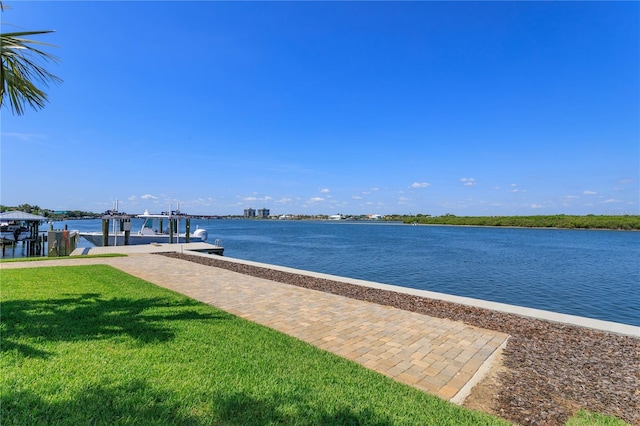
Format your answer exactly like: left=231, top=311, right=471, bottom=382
left=2, top=1, right=638, bottom=216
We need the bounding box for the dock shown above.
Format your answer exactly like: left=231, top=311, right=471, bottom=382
left=70, top=242, right=224, bottom=256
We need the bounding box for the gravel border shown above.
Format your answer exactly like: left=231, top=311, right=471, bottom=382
left=159, top=252, right=639, bottom=425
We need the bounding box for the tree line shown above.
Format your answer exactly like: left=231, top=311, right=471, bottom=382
left=0, top=204, right=99, bottom=220
left=385, top=214, right=640, bottom=230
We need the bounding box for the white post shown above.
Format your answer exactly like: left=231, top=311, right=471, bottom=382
left=113, top=199, right=118, bottom=246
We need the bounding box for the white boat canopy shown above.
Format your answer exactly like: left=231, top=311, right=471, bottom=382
left=0, top=211, right=47, bottom=222
left=136, top=209, right=187, bottom=219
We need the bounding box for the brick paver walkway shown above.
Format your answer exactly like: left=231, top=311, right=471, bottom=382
left=2, top=253, right=509, bottom=403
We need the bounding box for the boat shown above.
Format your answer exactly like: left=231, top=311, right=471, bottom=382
left=1, top=222, right=32, bottom=243
left=79, top=209, right=209, bottom=246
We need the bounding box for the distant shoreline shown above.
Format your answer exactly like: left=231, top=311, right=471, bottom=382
left=391, top=214, right=640, bottom=231
left=406, top=221, right=640, bottom=232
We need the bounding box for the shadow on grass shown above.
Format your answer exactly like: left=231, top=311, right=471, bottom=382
left=2, top=293, right=226, bottom=358
left=1, top=380, right=201, bottom=425
left=2, top=382, right=394, bottom=425
left=214, top=392, right=393, bottom=425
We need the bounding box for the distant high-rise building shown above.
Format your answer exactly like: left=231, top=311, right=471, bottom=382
left=257, top=208, right=270, bottom=218
left=244, top=208, right=256, bottom=218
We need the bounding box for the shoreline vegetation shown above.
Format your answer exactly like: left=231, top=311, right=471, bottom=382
left=393, top=214, right=640, bottom=230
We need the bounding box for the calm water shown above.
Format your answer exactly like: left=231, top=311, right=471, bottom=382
left=18, top=219, right=640, bottom=326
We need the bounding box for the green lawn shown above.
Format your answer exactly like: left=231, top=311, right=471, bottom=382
left=2, top=265, right=627, bottom=425
left=2, top=265, right=508, bottom=425
left=566, top=411, right=630, bottom=426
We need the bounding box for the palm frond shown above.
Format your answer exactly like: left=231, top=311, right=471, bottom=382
left=1, top=30, right=61, bottom=115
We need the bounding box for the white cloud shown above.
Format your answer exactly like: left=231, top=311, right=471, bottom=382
left=583, top=190, right=598, bottom=195
left=602, top=198, right=620, bottom=203
left=128, top=196, right=137, bottom=201
left=309, top=197, right=324, bottom=202
left=531, top=204, right=544, bottom=209
left=410, top=182, right=430, bottom=188
left=320, top=188, right=330, bottom=193
left=141, top=194, right=158, bottom=200
left=460, top=177, right=478, bottom=186
left=509, top=185, right=527, bottom=193
left=277, top=197, right=292, bottom=203
left=352, top=196, right=363, bottom=200
left=241, top=194, right=273, bottom=203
